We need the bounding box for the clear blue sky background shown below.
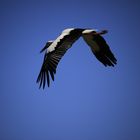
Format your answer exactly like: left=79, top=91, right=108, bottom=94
left=1, top=0, right=140, bottom=140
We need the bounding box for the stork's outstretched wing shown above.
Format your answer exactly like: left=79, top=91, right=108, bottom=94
left=82, top=30, right=117, bottom=66
left=36, top=28, right=84, bottom=89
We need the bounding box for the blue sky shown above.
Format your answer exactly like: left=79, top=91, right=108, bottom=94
left=1, top=0, right=140, bottom=140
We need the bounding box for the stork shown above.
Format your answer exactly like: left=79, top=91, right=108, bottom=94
left=37, top=28, right=117, bottom=89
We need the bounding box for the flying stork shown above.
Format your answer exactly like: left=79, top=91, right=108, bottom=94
left=37, top=28, right=117, bottom=89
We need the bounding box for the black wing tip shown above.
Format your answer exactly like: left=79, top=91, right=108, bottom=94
left=102, top=30, right=108, bottom=34
left=36, top=69, right=50, bottom=89
left=40, top=41, right=53, bottom=53
left=103, top=57, right=117, bottom=67
left=94, top=51, right=117, bottom=67
left=94, top=30, right=108, bottom=35
left=37, top=55, right=58, bottom=89
left=40, top=46, right=47, bottom=53
left=40, top=50, right=44, bottom=53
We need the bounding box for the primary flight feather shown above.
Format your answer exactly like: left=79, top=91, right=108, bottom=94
left=37, top=28, right=117, bottom=89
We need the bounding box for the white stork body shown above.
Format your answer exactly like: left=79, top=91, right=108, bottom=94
left=37, top=28, right=117, bottom=89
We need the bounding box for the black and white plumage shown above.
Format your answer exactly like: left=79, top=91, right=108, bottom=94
left=37, top=28, right=117, bottom=89
left=82, top=29, right=117, bottom=66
